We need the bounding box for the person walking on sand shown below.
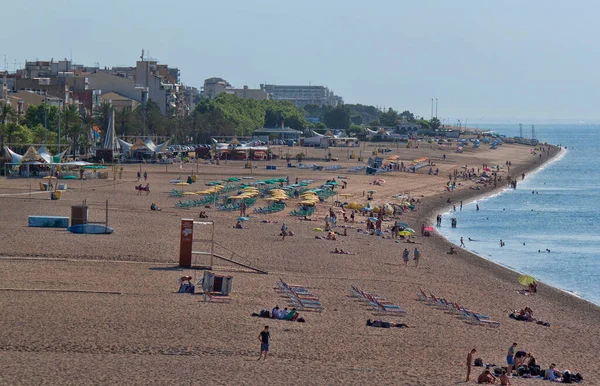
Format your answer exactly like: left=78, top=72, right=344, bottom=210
left=413, top=248, right=420, bottom=267
left=476, top=203, right=480, bottom=211
left=281, top=223, right=287, bottom=240
left=460, top=237, right=465, bottom=247
left=460, top=200, right=463, bottom=211
left=402, top=248, right=409, bottom=266
left=144, top=171, right=148, bottom=181
left=507, top=342, right=517, bottom=376
left=137, top=171, right=141, bottom=182
left=466, top=348, right=477, bottom=382
left=258, top=326, right=270, bottom=360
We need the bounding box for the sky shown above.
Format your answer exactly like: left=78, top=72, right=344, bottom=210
left=2, top=0, right=600, bottom=122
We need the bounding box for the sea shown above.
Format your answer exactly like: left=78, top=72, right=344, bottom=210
left=438, top=123, right=600, bottom=306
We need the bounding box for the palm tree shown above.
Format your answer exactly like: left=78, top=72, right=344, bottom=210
left=116, top=106, right=132, bottom=136
left=63, top=105, right=82, bottom=157
left=0, top=103, right=18, bottom=151
left=0, top=103, right=17, bottom=125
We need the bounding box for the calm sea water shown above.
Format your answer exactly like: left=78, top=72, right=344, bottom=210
left=438, top=123, right=600, bottom=305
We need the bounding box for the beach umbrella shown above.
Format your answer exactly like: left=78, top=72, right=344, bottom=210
left=175, top=182, right=189, bottom=186
left=518, top=275, right=536, bottom=286
left=300, top=200, right=316, bottom=205
left=182, top=192, right=197, bottom=195
left=326, top=181, right=338, bottom=185
left=43, top=176, right=57, bottom=179
left=369, top=217, right=379, bottom=222
left=424, top=226, right=434, bottom=232
left=368, top=190, right=377, bottom=193
left=396, top=222, right=409, bottom=228
left=398, top=231, right=412, bottom=237
left=403, top=228, right=416, bottom=233
left=237, top=216, right=250, bottom=221
left=313, top=228, right=323, bottom=232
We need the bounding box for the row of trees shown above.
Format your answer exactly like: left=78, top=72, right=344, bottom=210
left=2, top=92, right=441, bottom=157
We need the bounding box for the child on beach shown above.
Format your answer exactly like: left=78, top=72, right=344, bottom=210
left=258, top=326, right=270, bottom=360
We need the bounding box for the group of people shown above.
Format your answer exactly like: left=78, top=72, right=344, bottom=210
left=509, top=307, right=550, bottom=327
left=402, top=247, right=420, bottom=267
left=467, top=343, right=582, bottom=384
left=252, top=306, right=304, bottom=323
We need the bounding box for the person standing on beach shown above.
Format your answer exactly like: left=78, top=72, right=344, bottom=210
left=460, top=237, right=465, bottom=247
left=281, top=223, right=287, bottom=240
left=402, top=248, right=409, bottom=266
left=460, top=201, right=463, bottom=211
left=413, top=248, right=420, bottom=267
left=137, top=171, right=141, bottom=182
left=144, top=171, right=148, bottom=181
left=507, top=342, right=517, bottom=375
left=476, top=204, right=480, bottom=211
left=466, top=348, right=477, bottom=382
left=258, top=326, right=270, bottom=360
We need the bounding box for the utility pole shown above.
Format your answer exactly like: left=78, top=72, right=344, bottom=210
left=435, top=98, right=438, bottom=118
left=58, top=100, right=62, bottom=153
left=430, top=99, right=433, bottom=119
left=44, top=91, right=47, bottom=145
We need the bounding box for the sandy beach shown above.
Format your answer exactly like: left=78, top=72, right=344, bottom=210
left=0, top=141, right=598, bottom=385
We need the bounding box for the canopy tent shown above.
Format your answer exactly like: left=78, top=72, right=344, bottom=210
left=118, top=137, right=171, bottom=156
left=5, top=145, right=77, bottom=165
left=4, top=146, right=23, bottom=164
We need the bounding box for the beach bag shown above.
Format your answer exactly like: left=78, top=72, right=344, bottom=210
left=530, top=366, right=540, bottom=376
left=474, top=358, right=483, bottom=367
left=562, top=371, right=572, bottom=383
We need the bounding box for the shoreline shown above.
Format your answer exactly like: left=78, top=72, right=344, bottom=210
left=421, top=145, right=600, bottom=310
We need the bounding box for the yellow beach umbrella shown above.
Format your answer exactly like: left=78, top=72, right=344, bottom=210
left=300, top=200, right=316, bottom=205
left=345, top=202, right=363, bottom=210
left=518, top=275, right=536, bottom=286
left=398, top=230, right=412, bottom=237
left=182, top=192, right=197, bottom=195
left=175, top=182, right=189, bottom=186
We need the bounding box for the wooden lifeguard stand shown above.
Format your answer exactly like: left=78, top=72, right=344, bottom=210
left=178, top=219, right=267, bottom=274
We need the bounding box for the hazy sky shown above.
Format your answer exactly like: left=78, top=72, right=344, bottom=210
left=2, top=0, right=599, bottom=121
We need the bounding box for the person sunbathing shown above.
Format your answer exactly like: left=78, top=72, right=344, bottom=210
left=477, top=369, right=497, bottom=384
left=150, top=203, right=161, bottom=211
left=177, top=276, right=194, bottom=293
left=326, top=232, right=337, bottom=240
left=234, top=221, right=244, bottom=229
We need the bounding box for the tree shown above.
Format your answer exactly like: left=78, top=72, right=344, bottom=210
left=322, top=105, right=350, bottom=130
left=1, top=123, right=32, bottom=145
left=350, top=114, right=363, bottom=125
left=399, top=110, right=415, bottom=122
left=0, top=103, right=17, bottom=125
left=348, top=124, right=364, bottom=135
left=430, top=117, right=441, bottom=130
left=31, top=124, right=57, bottom=145
left=23, top=103, right=59, bottom=131
left=116, top=106, right=133, bottom=136
left=379, top=108, right=400, bottom=126
left=296, top=152, right=305, bottom=162
left=63, top=105, right=83, bottom=157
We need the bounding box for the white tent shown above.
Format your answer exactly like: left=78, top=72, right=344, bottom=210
left=4, top=146, right=23, bottom=164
